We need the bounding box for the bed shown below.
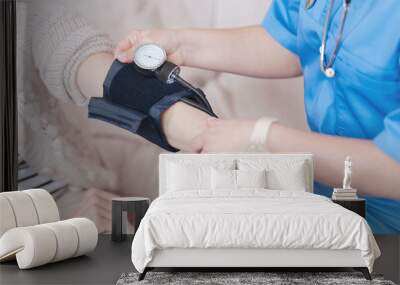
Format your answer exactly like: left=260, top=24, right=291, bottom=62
left=131, top=153, right=380, bottom=281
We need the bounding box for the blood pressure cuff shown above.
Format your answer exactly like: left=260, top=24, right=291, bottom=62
left=88, top=60, right=216, bottom=152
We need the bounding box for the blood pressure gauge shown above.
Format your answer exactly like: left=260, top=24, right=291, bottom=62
left=133, top=43, right=181, bottom=84
left=133, top=43, right=167, bottom=71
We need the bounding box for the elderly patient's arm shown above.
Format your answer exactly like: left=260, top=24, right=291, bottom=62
left=77, top=52, right=211, bottom=151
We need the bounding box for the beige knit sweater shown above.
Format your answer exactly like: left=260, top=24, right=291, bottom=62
left=31, top=4, right=113, bottom=105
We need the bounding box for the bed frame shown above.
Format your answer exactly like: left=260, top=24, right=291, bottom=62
left=139, top=153, right=371, bottom=281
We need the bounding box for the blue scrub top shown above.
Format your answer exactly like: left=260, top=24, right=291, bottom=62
left=262, top=0, right=400, bottom=234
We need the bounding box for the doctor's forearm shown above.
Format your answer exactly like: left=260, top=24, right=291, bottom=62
left=268, top=124, right=400, bottom=199
left=178, top=26, right=302, bottom=78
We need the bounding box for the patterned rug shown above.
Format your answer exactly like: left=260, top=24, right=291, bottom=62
left=117, top=271, right=395, bottom=285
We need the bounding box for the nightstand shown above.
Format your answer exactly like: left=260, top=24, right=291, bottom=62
left=332, top=198, right=366, bottom=218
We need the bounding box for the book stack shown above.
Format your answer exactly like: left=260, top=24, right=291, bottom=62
left=332, top=188, right=358, bottom=200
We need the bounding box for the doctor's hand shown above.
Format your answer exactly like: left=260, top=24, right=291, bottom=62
left=191, top=118, right=256, bottom=153
left=115, top=29, right=184, bottom=65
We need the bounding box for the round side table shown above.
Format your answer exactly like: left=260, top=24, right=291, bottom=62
left=111, top=197, right=150, bottom=242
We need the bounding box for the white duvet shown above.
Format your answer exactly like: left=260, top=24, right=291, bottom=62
left=131, top=190, right=380, bottom=272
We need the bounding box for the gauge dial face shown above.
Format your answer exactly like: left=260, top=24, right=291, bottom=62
left=133, top=43, right=167, bottom=70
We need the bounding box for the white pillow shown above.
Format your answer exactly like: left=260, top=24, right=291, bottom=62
left=237, top=159, right=307, bottom=191
left=211, top=169, right=268, bottom=190
left=236, top=169, right=267, bottom=189
left=267, top=166, right=306, bottom=191
left=166, top=160, right=235, bottom=192
left=167, top=162, right=210, bottom=191
left=211, top=168, right=236, bottom=190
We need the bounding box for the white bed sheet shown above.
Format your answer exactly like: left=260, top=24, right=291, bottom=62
left=131, top=190, right=380, bottom=273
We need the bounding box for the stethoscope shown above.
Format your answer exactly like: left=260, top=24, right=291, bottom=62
left=318, top=0, right=351, bottom=78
